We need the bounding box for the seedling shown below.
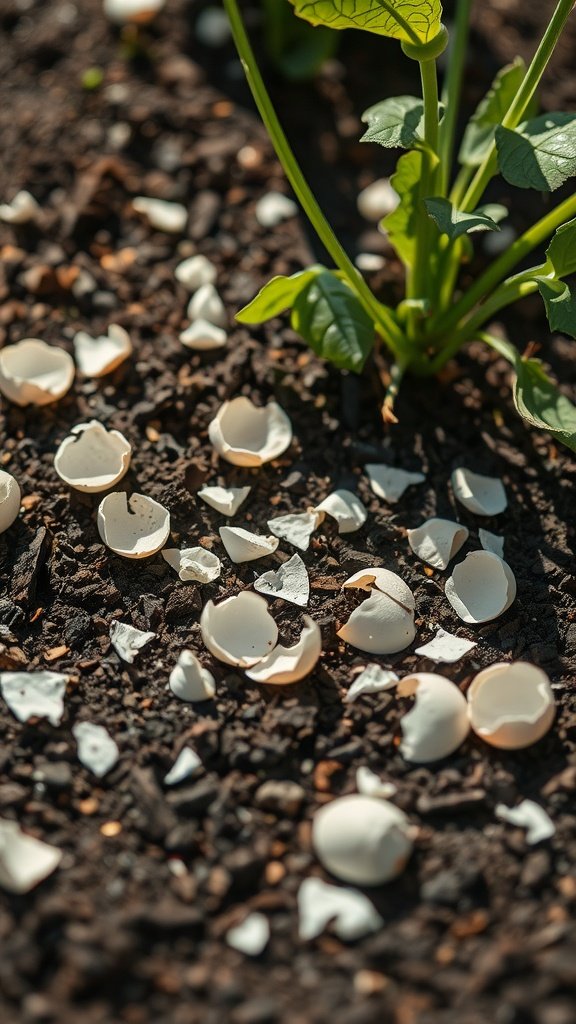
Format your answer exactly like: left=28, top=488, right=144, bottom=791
left=224, top=0, right=576, bottom=449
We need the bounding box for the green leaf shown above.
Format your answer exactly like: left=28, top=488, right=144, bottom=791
left=424, top=197, right=507, bottom=239
left=381, top=149, right=422, bottom=269
left=459, top=58, right=526, bottom=167
left=288, top=0, right=443, bottom=43
left=495, top=113, right=576, bottom=192
left=361, top=95, right=425, bottom=149
left=236, top=267, right=322, bottom=324
left=290, top=270, right=374, bottom=372
left=538, top=279, right=576, bottom=338
left=545, top=217, right=576, bottom=278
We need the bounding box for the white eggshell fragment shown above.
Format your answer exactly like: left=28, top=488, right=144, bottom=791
left=54, top=421, right=132, bottom=493
left=397, top=673, right=470, bottom=763
left=479, top=528, right=505, bottom=558
left=198, top=485, right=251, bottom=517
left=344, top=665, right=399, bottom=703
left=0, top=339, right=74, bottom=406
left=72, top=722, right=119, bottom=778
left=0, top=190, right=39, bottom=224
left=179, top=319, right=227, bottom=351
left=414, top=627, right=476, bottom=664
left=175, top=254, right=217, bottom=291
left=357, top=178, right=399, bottom=222
left=356, top=767, right=398, bottom=800
left=495, top=800, right=555, bottom=845
left=315, top=490, right=367, bottom=534
left=245, top=616, right=321, bottom=685
left=74, top=324, right=132, bottom=377
left=0, top=820, right=62, bottom=895
left=0, top=470, right=21, bottom=533
left=254, top=553, right=310, bottom=608
left=267, top=511, right=321, bottom=551
left=162, top=546, right=221, bottom=583
left=255, top=191, right=298, bottom=228
left=219, top=526, right=279, bottom=563
left=365, top=464, right=425, bottom=503
left=200, top=592, right=278, bottom=668
left=0, top=671, right=67, bottom=726
left=164, top=747, right=202, bottom=786
left=169, top=651, right=216, bottom=702
left=338, top=569, right=416, bottom=655
left=445, top=550, right=516, bottom=624
left=312, top=794, right=413, bottom=886
left=109, top=620, right=156, bottom=663
left=226, top=913, right=270, bottom=956
left=97, top=491, right=170, bottom=558
left=298, top=877, right=383, bottom=942
left=208, top=396, right=292, bottom=467
left=407, top=518, right=469, bottom=570
left=187, top=283, right=226, bottom=327
left=467, top=661, right=555, bottom=750
left=132, top=196, right=187, bottom=233
left=451, top=467, right=507, bottom=516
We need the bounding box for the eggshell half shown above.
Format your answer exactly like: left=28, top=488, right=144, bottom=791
left=467, top=661, right=555, bottom=750
left=315, top=490, right=367, bottom=534
left=219, top=526, right=279, bottom=563
left=0, top=470, right=21, bottom=533
left=245, top=616, right=321, bottom=684
left=312, top=794, right=413, bottom=886
left=74, top=324, right=132, bottom=377
left=0, top=339, right=74, bottom=406
left=208, top=397, right=292, bottom=466
left=445, top=550, right=516, bottom=623
left=407, top=518, right=469, bottom=570
left=451, top=467, right=507, bottom=516
left=54, top=421, right=132, bottom=493
left=397, top=673, right=470, bottom=763
left=200, top=592, right=278, bottom=667
left=97, top=491, right=170, bottom=558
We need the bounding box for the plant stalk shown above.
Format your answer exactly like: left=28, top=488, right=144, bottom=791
left=408, top=58, right=439, bottom=323
left=438, top=0, right=473, bottom=195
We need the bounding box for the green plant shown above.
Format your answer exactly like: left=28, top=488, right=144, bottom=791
left=224, top=0, right=576, bottom=449
left=260, top=0, right=338, bottom=80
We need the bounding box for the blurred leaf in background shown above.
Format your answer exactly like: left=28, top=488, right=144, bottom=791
left=261, top=0, right=338, bottom=80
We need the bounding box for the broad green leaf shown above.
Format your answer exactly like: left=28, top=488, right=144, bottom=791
left=424, top=197, right=507, bottom=239
left=495, top=113, right=576, bottom=192
left=290, top=270, right=374, bottom=372
left=538, top=279, right=576, bottom=338
left=288, top=0, right=443, bottom=43
left=381, top=149, right=422, bottom=268
left=459, top=58, right=526, bottom=167
left=236, top=267, right=322, bottom=324
left=361, top=95, right=424, bottom=149
left=545, top=217, right=576, bottom=278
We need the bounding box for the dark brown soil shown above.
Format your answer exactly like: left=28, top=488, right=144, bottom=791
left=1, top=2, right=576, bottom=1023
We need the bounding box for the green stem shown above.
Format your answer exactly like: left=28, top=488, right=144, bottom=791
left=409, top=58, right=439, bottom=320
left=438, top=0, right=473, bottom=195
left=223, top=0, right=405, bottom=355
left=461, top=0, right=575, bottom=211
left=376, top=0, right=421, bottom=44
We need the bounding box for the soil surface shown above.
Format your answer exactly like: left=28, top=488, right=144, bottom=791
left=1, top=2, right=576, bottom=1023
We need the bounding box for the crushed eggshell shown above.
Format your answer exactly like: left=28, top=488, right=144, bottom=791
left=255, top=191, right=298, bottom=228
left=198, top=485, right=251, bottom=517
left=445, top=550, right=516, bottom=624
left=0, top=470, right=21, bottom=533
left=208, top=396, right=292, bottom=467
left=175, top=254, right=217, bottom=291
left=200, top=592, right=278, bottom=667
left=468, top=661, right=555, bottom=750
left=495, top=800, right=555, bottom=845
left=97, top=491, right=170, bottom=558
left=219, top=525, right=279, bottom=563
left=451, top=467, right=507, bottom=516
left=179, top=319, right=227, bottom=351
left=357, top=178, right=399, bottom=221
left=187, top=282, right=226, bottom=327
left=0, top=820, right=62, bottom=894
left=0, top=338, right=74, bottom=406
left=72, top=721, right=119, bottom=778
left=0, top=671, right=67, bottom=726
left=54, top=421, right=132, bottom=493
left=414, top=627, right=476, bottom=664
left=356, top=766, right=398, bottom=800
left=132, top=195, right=187, bottom=233
left=254, top=553, right=310, bottom=608
left=245, top=615, right=321, bottom=684
left=344, top=665, right=399, bottom=702
left=298, top=876, right=383, bottom=942
left=312, top=794, right=413, bottom=886
left=407, top=518, right=469, bottom=570
left=164, top=747, right=203, bottom=786
left=162, top=546, right=221, bottom=583
left=226, top=912, right=270, bottom=956
left=397, top=673, right=470, bottom=763
left=169, top=650, right=216, bottom=702
left=74, top=324, right=132, bottom=377
left=109, top=620, right=156, bottom=663
left=0, top=190, right=39, bottom=224
left=365, top=463, right=425, bottom=503
left=315, top=489, right=367, bottom=534
left=338, top=569, right=416, bottom=655
left=479, top=528, right=505, bottom=558
left=267, top=511, right=321, bottom=551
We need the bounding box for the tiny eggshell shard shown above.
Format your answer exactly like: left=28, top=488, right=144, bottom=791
left=73, top=324, right=132, bottom=377
left=245, top=615, right=321, bottom=685
left=169, top=650, right=216, bottom=702
left=414, top=627, right=476, bottom=664
left=297, top=877, right=383, bottom=942
left=0, top=338, right=74, bottom=406
left=467, top=661, right=555, bottom=750
left=132, top=196, right=187, bottom=233
left=495, top=800, right=555, bottom=845
left=200, top=591, right=278, bottom=667
left=209, top=396, right=292, bottom=467
left=97, top=491, right=170, bottom=558
left=479, top=528, right=505, bottom=558
left=219, top=526, right=279, bottom=563
left=187, top=283, right=226, bottom=328
left=267, top=511, right=321, bottom=551
left=162, top=546, right=221, bottom=583
left=198, top=485, right=251, bottom=517
left=344, top=665, right=399, bottom=702
left=397, top=673, right=470, bottom=763
left=175, top=254, right=217, bottom=291
left=338, top=568, right=416, bottom=655
left=254, top=553, right=310, bottom=608
left=314, top=490, right=367, bottom=534
left=54, top=421, right=132, bottom=493
left=451, top=467, right=507, bottom=516
left=0, top=470, right=21, bottom=533
left=179, top=319, right=227, bottom=351
left=0, top=820, right=62, bottom=895
left=226, top=913, right=270, bottom=956
left=0, top=190, right=39, bottom=224
left=445, top=550, right=516, bottom=624
left=109, top=620, right=156, bottom=663
left=0, top=671, right=67, bottom=726
left=164, top=747, right=202, bottom=786
left=407, top=518, right=469, bottom=571
left=312, top=794, right=413, bottom=886
left=255, top=191, right=298, bottom=228
left=72, top=722, right=119, bottom=778
left=365, top=463, right=425, bottom=503
left=357, top=178, right=399, bottom=222
left=356, top=766, right=398, bottom=800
